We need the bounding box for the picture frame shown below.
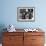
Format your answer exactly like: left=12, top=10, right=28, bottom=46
left=17, top=7, right=35, bottom=22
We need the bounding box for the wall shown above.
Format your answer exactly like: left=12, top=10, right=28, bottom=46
left=0, top=0, right=46, bottom=29
left=0, top=0, right=46, bottom=43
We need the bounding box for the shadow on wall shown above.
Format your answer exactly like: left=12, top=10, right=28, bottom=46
left=0, top=24, right=7, bottom=43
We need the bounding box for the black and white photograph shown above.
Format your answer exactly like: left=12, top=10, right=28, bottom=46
left=17, top=7, right=35, bottom=22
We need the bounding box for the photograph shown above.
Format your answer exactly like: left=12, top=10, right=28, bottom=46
left=17, top=7, right=35, bottom=22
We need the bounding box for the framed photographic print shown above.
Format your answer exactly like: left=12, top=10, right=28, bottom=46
left=17, top=7, right=35, bottom=22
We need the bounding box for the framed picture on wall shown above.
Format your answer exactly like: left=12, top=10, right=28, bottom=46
left=17, top=7, right=35, bottom=22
